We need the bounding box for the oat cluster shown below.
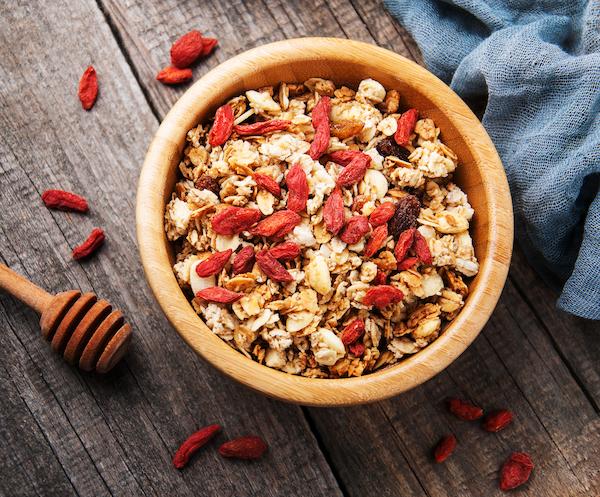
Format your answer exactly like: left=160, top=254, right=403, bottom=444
left=164, top=77, right=479, bottom=378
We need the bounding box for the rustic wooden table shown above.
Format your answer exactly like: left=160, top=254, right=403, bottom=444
left=1, top=1, right=598, bottom=496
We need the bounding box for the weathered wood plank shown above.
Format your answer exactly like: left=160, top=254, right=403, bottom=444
left=0, top=1, right=342, bottom=496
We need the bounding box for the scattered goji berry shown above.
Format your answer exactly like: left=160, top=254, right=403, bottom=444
left=72, top=228, right=105, bottom=260
left=364, top=224, right=388, bottom=257
left=374, top=270, right=387, bottom=285
left=208, top=104, right=234, bottom=147
left=249, top=210, right=301, bottom=238
left=196, top=287, right=244, bottom=303
left=156, top=66, right=193, bottom=85
left=218, top=436, right=268, bottom=460
left=234, top=120, right=290, bottom=136
left=78, top=66, right=98, bottom=110
left=499, top=452, right=534, bottom=491
left=311, top=95, right=331, bottom=129
left=433, top=434, right=457, bottom=463
left=255, top=250, right=294, bottom=282
left=388, top=195, right=420, bottom=237
left=253, top=173, right=281, bottom=198
left=394, top=228, right=416, bottom=262
left=195, top=249, right=232, bottom=277
left=328, top=149, right=365, bottom=166
left=42, top=189, right=89, bottom=213
left=483, top=409, right=513, bottom=433
left=286, top=163, right=308, bottom=212
left=336, top=153, right=370, bottom=187
left=309, top=123, right=330, bottom=160
left=413, top=230, right=433, bottom=264
left=397, top=256, right=419, bottom=271
left=349, top=342, right=365, bottom=357
left=201, top=37, right=218, bottom=56
left=447, top=398, right=484, bottom=421
left=268, top=241, right=301, bottom=260
left=323, top=188, right=345, bottom=235
left=195, top=175, right=220, bottom=195
left=172, top=424, right=222, bottom=469
left=369, top=202, right=396, bottom=227
left=170, top=30, right=204, bottom=68
left=340, top=216, right=370, bottom=245
left=211, top=206, right=261, bottom=235
left=362, top=285, right=404, bottom=308
left=341, top=319, right=365, bottom=345
left=232, top=246, right=255, bottom=274
left=394, top=108, right=418, bottom=146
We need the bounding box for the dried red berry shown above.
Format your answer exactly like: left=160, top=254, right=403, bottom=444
left=433, top=435, right=457, bottom=463
left=447, top=398, right=484, bottom=421
left=253, top=173, right=281, bottom=198
left=340, top=216, right=370, bottom=245
left=413, top=230, right=432, bottom=264
left=368, top=202, right=396, bottom=227
left=170, top=30, right=204, bottom=68
left=42, top=190, right=89, bottom=213
left=348, top=342, right=365, bottom=357
left=196, top=287, right=244, bottom=303
left=201, top=37, right=218, bottom=56
left=311, top=96, right=331, bottom=129
left=234, top=120, right=290, bottom=136
left=341, top=319, right=365, bottom=345
left=388, top=195, right=420, bottom=238
left=232, top=246, right=255, bottom=274
left=308, top=96, right=331, bottom=159
left=156, top=66, right=193, bottom=85
left=394, top=108, right=418, bottom=146
left=268, top=241, right=301, bottom=260
left=483, top=409, right=513, bottom=433
left=195, top=249, right=232, bottom=277
left=211, top=206, right=261, bottom=235
left=218, top=436, right=268, bottom=460
left=499, top=452, right=534, bottom=491
left=78, top=66, right=98, bottom=110
left=208, top=104, right=234, bottom=147
left=362, top=285, right=404, bottom=308
left=286, top=163, right=308, bottom=212
left=256, top=250, right=293, bottom=282
left=172, top=424, right=222, bottom=469
left=336, top=153, right=370, bottom=187
left=328, top=149, right=364, bottom=166
left=72, top=228, right=105, bottom=260
left=374, top=270, right=387, bottom=285
left=364, top=224, right=388, bottom=258
left=394, top=228, right=416, bottom=262
left=323, top=188, right=345, bottom=235
left=397, top=256, right=419, bottom=271
left=250, top=210, right=301, bottom=238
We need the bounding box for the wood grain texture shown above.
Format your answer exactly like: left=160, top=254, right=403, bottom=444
left=1, top=0, right=598, bottom=496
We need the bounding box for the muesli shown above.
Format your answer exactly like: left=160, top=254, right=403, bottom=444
left=164, top=77, right=479, bottom=378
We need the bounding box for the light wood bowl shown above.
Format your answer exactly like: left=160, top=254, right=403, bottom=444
left=136, top=38, right=513, bottom=406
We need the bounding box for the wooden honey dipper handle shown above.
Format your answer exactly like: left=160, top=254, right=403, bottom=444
left=0, top=263, right=131, bottom=373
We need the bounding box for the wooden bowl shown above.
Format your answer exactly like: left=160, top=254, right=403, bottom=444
left=137, top=38, right=513, bottom=406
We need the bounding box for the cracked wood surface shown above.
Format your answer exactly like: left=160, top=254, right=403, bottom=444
left=0, top=0, right=598, bottom=496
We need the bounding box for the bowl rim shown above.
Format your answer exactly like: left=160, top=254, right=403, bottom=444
left=136, top=37, right=513, bottom=406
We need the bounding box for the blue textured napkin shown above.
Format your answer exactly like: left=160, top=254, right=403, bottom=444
left=384, top=0, right=600, bottom=319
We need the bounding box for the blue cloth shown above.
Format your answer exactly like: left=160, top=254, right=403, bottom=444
left=384, top=0, right=600, bottom=319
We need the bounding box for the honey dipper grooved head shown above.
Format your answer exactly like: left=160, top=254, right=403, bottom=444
left=39, top=291, right=132, bottom=373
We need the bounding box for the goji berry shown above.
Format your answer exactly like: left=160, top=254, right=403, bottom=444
left=170, top=30, right=204, bottom=68
left=433, top=435, right=457, bottom=463
left=483, top=409, right=513, bottom=433
left=232, top=246, right=255, bottom=274
left=72, top=228, right=105, bottom=260
left=286, top=163, right=308, bottom=212
left=78, top=66, right=98, bottom=110
left=349, top=342, right=365, bottom=357
left=195, top=249, right=232, bottom=277
left=388, top=195, right=420, bottom=237
left=336, top=153, right=370, bottom=187
left=362, top=285, right=404, bottom=308
left=218, top=436, right=267, bottom=460
left=156, top=66, right=193, bottom=85
left=253, top=173, right=281, bottom=198
left=249, top=210, right=301, bottom=238
left=397, top=256, right=419, bottom=271
left=369, top=202, right=396, bottom=227
left=311, top=95, right=331, bottom=129
left=328, top=149, right=364, bottom=167
left=323, top=188, right=345, bottom=235
left=201, top=37, right=218, bottom=56
left=172, top=424, right=222, bottom=469
left=374, top=270, right=387, bottom=285
left=394, top=108, right=418, bottom=146
left=196, top=287, right=244, bottom=303
left=447, top=398, right=484, bottom=421
left=413, top=230, right=432, bottom=264
left=211, top=206, right=261, bottom=235
left=499, top=452, right=534, bottom=491
left=208, top=104, right=234, bottom=147
left=234, top=120, right=290, bottom=136
left=341, top=319, right=365, bottom=345
left=255, top=250, right=293, bottom=282
left=309, top=123, right=330, bottom=160
left=42, top=190, right=89, bottom=213
left=340, top=216, right=370, bottom=245
left=364, top=224, right=388, bottom=257
left=394, top=228, right=416, bottom=262
left=268, top=241, right=301, bottom=260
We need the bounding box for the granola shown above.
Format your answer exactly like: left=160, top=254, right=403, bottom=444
left=165, top=78, right=479, bottom=378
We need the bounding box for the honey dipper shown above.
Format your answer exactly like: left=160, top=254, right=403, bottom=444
left=0, top=263, right=132, bottom=373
